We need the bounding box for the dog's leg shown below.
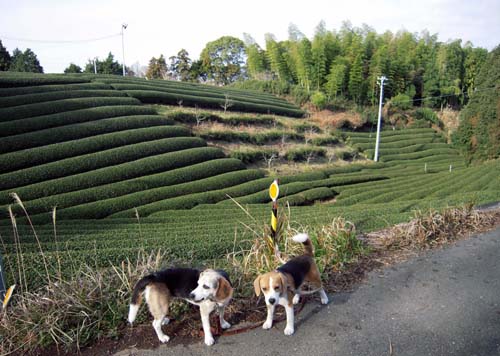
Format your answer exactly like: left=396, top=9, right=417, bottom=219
left=161, top=316, right=170, bottom=325
left=218, top=305, right=231, bottom=329
left=152, top=318, right=170, bottom=343
left=200, top=303, right=216, bottom=346
left=283, top=303, right=295, bottom=335
left=318, top=288, right=329, bottom=304
left=292, top=293, right=300, bottom=305
left=262, top=303, right=275, bottom=330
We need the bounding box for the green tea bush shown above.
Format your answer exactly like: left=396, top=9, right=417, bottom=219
left=0, top=113, right=170, bottom=154
left=0, top=90, right=128, bottom=108
left=0, top=147, right=225, bottom=204
left=230, top=148, right=280, bottom=164
left=414, top=107, right=441, bottom=127
left=0, top=97, right=141, bottom=122
left=0, top=82, right=111, bottom=97
left=8, top=159, right=245, bottom=215
left=0, top=126, right=182, bottom=173
left=285, top=147, right=326, bottom=162
left=55, top=169, right=265, bottom=219
left=0, top=135, right=199, bottom=189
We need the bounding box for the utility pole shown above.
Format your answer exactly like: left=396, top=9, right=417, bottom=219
left=374, top=75, right=387, bottom=162
left=94, top=57, right=97, bottom=74
left=121, top=23, right=128, bottom=76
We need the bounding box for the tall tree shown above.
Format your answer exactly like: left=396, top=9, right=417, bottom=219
left=200, top=36, right=246, bottom=85
left=0, top=40, right=11, bottom=71
left=9, top=48, right=43, bottom=73
left=168, top=49, right=192, bottom=81
left=244, top=33, right=268, bottom=79
left=311, top=21, right=328, bottom=91
left=64, top=63, right=82, bottom=73
left=84, top=53, right=123, bottom=75
left=145, top=55, right=168, bottom=79
left=265, top=33, right=291, bottom=82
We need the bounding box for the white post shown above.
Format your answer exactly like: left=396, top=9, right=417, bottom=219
left=94, top=57, right=97, bottom=74
left=121, top=24, right=128, bottom=76
left=374, top=76, right=387, bottom=162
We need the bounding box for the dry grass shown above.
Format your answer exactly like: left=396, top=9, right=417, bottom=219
left=365, top=204, right=497, bottom=251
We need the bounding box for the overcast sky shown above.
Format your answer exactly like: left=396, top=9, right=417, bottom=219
left=1, top=0, right=499, bottom=73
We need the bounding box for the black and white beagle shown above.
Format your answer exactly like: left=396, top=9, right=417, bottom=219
left=253, top=233, right=328, bottom=335
left=128, top=268, right=233, bottom=346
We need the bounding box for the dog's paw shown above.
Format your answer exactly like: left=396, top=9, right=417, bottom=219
left=293, top=294, right=300, bottom=305
left=284, top=326, right=295, bottom=336
left=321, top=296, right=329, bottom=305
left=262, top=320, right=273, bottom=330
left=220, top=320, right=231, bottom=329
left=161, top=317, right=170, bottom=326
left=204, top=336, right=215, bottom=346
left=159, top=334, right=170, bottom=343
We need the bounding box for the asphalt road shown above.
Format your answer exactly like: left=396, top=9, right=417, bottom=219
left=116, top=226, right=500, bottom=356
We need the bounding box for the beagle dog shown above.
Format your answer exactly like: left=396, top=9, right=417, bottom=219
left=127, top=268, right=233, bottom=346
left=253, top=233, right=328, bottom=335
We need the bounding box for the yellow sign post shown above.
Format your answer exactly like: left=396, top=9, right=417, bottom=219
left=269, top=179, right=280, bottom=254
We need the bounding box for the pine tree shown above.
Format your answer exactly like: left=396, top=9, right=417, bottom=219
left=0, top=40, right=11, bottom=71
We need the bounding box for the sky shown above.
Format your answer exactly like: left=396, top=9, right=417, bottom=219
left=1, top=0, right=499, bottom=73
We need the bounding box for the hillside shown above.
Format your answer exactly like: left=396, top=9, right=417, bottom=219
left=0, top=71, right=499, bottom=290
left=452, top=46, right=500, bottom=161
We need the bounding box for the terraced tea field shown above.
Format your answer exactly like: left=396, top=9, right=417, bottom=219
left=0, top=72, right=498, bottom=289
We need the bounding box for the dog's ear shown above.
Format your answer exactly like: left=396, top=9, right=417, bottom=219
left=253, top=275, right=262, bottom=296
left=279, top=272, right=293, bottom=291
left=216, top=277, right=232, bottom=301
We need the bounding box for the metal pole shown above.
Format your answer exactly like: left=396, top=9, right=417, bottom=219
left=121, top=24, right=127, bottom=76
left=94, top=57, right=97, bottom=74
left=374, top=76, right=387, bottom=162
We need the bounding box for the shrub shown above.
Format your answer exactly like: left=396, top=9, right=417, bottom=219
left=310, top=91, right=327, bottom=110
left=0, top=147, right=225, bottom=204
left=389, top=93, right=412, bottom=111
left=230, top=148, right=280, bottom=164
left=0, top=125, right=181, bottom=173
left=54, top=169, right=265, bottom=219
left=0, top=97, right=141, bottom=122
left=0, top=113, right=170, bottom=154
left=0, top=135, right=199, bottom=190
left=0, top=82, right=111, bottom=97
left=414, top=107, right=441, bottom=127
left=285, top=147, right=326, bottom=162
left=0, top=90, right=128, bottom=109
left=7, top=159, right=246, bottom=216
left=311, top=135, right=339, bottom=146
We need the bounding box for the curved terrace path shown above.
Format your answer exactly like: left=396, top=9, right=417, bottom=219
left=114, top=225, right=500, bottom=356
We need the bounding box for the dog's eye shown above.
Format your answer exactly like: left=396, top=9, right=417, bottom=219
left=262, top=287, right=268, bottom=291
left=203, top=285, right=209, bottom=289
left=274, top=286, right=280, bottom=290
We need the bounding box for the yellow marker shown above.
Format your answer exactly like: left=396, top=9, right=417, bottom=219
left=271, top=211, right=278, bottom=231
left=269, top=179, right=279, bottom=202
left=2, top=284, right=15, bottom=310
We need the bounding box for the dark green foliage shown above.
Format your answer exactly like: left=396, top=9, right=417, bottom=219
left=310, top=136, right=339, bottom=146
left=0, top=89, right=128, bottom=108
left=0, top=126, right=180, bottom=173
left=53, top=169, right=265, bottom=219
left=0, top=40, right=11, bottom=71
left=199, top=130, right=303, bottom=144
left=0, top=72, right=89, bottom=87
left=282, top=187, right=334, bottom=205
left=285, top=147, right=326, bottom=161
left=0, top=135, right=198, bottom=190
left=414, top=107, right=441, bottom=127
left=230, top=148, right=279, bottom=164
left=9, top=48, right=43, bottom=73
left=6, top=159, right=246, bottom=216
left=0, top=147, right=224, bottom=204
left=452, top=46, right=500, bottom=160
left=0, top=113, right=169, bottom=154
left=64, top=63, right=83, bottom=74
left=0, top=82, right=111, bottom=96
left=123, top=90, right=305, bottom=117
left=0, top=97, right=141, bottom=122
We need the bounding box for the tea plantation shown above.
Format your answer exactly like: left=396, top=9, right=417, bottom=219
left=0, top=72, right=498, bottom=289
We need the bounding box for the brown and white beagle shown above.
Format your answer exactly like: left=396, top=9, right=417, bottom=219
left=128, top=268, right=233, bottom=346
left=253, top=233, right=328, bottom=335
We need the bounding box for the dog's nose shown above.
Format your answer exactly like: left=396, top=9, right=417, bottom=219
left=189, top=293, right=195, bottom=299
left=268, top=298, right=276, bottom=305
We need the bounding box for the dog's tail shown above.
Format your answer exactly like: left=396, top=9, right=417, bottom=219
left=292, top=233, right=313, bottom=256
left=128, top=274, right=155, bottom=324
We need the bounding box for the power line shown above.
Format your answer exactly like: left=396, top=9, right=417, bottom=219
left=1, top=33, right=121, bottom=44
